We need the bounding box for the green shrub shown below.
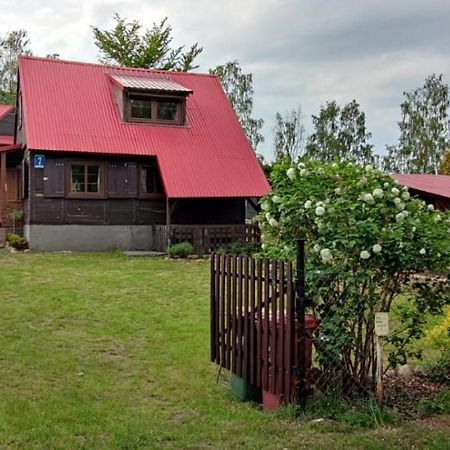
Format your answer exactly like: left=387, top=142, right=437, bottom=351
left=168, top=241, right=194, bottom=258
left=6, top=233, right=28, bottom=250
left=418, top=389, right=450, bottom=416
left=426, top=348, right=450, bottom=384
left=259, top=159, right=450, bottom=384
left=214, top=241, right=261, bottom=256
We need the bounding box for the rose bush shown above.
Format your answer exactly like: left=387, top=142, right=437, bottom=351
left=258, top=159, right=450, bottom=385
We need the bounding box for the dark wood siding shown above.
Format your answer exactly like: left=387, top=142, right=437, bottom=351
left=28, top=152, right=247, bottom=226
left=0, top=109, right=15, bottom=136
left=29, top=153, right=165, bottom=225
left=172, top=198, right=245, bottom=224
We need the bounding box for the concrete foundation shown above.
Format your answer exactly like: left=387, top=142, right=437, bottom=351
left=24, top=224, right=155, bottom=252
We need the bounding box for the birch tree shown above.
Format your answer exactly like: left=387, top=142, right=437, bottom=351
left=384, top=74, right=449, bottom=174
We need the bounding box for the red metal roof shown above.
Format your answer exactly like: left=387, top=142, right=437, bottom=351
left=393, top=174, right=450, bottom=199
left=110, top=74, right=193, bottom=93
left=19, top=56, right=270, bottom=199
left=0, top=105, right=13, bottom=121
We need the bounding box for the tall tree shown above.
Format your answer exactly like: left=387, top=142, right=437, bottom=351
left=273, top=106, right=305, bottom=161
left=305, top=100, right=374, bottom=165
left=438, top=150, right=450, bottom=175
left=92, top=14, right=202, bottom=71
left=0, top=29, right=32, bottom=104
left=384, top=74, right=449, bottom=174
left=210, top=61, right=264, bottom=151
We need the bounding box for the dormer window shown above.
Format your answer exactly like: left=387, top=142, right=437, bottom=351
left=127, top=94, right=183, bottom=124
left=110, top=74, right=192, bottom=126
left=130, top=98, right=152, bottom=120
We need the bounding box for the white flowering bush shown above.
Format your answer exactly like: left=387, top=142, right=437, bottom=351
left=258, top=159, right=450, bottom=384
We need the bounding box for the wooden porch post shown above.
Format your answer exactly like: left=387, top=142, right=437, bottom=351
left=0, top=152, right=6, bottom=226
left=166, top=197, right=171, bottom=252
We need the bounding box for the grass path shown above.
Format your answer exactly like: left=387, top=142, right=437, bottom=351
left=0, top=251, right=448, bottom=449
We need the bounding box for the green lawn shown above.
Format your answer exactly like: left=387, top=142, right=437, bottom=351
left=0, top=251, right=449, bottom=449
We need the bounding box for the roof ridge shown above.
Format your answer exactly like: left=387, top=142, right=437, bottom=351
left=19, top=55, right=218, bottom=79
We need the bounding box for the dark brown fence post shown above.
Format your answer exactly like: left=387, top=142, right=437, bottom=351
left=295, top=239, right=306, bottom=410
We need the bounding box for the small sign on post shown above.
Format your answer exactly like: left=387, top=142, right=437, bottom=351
left=375, top=312, right=389, bottom=404
left=375, top=312, right=389, bottom=337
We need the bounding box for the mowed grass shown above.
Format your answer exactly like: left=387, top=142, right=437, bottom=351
left=0, top=251, right=449, bottom=450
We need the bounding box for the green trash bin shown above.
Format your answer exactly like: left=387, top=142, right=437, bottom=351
left=230, top=373, right=262, bottom=402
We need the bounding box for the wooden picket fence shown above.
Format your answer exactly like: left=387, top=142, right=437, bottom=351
left=210, top=253, right=299, bottom=401
left=153, top=224, right=260, bottom=254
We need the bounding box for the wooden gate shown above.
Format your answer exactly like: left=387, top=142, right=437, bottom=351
left=210, top=253, right=299, bottom=402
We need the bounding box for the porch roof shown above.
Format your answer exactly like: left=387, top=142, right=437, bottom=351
left=0, top=144, right=21, bottom=153
left=0, top=135, right=14, bottom=146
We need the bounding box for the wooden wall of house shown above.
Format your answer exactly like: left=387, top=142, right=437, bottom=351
left=172, top=198, right=245, bottom=224
left=28, top=153, right=166, bottom=226
left=410, top=189, right=450, bottom=211
left=0, top=109, right=15, bottom=136
left=27, top=152, right=246, bottom=225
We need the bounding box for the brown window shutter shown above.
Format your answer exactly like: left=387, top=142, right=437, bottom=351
left=107, top=162, right=137, bottom=198
left=43, top=160, right=65, bottom=197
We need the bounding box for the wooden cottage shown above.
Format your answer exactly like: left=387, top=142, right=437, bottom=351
left=0, top=56, right=270, bottom=251
left=392, top=174, right=450, bottom=211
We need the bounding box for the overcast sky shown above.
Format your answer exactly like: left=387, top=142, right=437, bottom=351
left=1, top=0, right=449, bottom=161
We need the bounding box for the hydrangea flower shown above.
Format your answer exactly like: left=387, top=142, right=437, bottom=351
left=261, top=200, right=270, bottom=211
left=401, top=191, right=410, bottom=201
left=313, top=243, right=321, bottom=253
left=391, top=187, right=400, bottom=196
left=269, top=218, right=278, bottom=227
left=360, top=250, right=371, bottom=260
left=334, top=187, right=342, bottom=195
left=362, top=193, right=375, bottom=204
left=373, top=188, right=384, bottom=198
left=372, top=244, right=382, bottom=254
left=383, top=182, right=390, bottom=188
left=304, top=200, right=312, bottom=209
left=427, top=204, right=435, bottom=211
left=272, top=195, right=279, bottom=203
left=315, top=206, right=325, bottom=216
left=419, top=248, right=426, bottom=255
left=395, top=212, right=405, bottom=222
left=359, top=176, right=368, bottom=185
left=287, top=167, right=296, bottom=180
left=396, top=202, right=405, bottom=211
left=300, top=168, right=308, bottom=177
left=320, top=248, right=333, bottom=263
left=298, top=162, right=305, bottom=169
left=365, top=164, right=373, bottom=172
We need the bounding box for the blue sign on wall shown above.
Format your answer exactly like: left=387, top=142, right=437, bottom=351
left=34, top=154, right=45, bottom=169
